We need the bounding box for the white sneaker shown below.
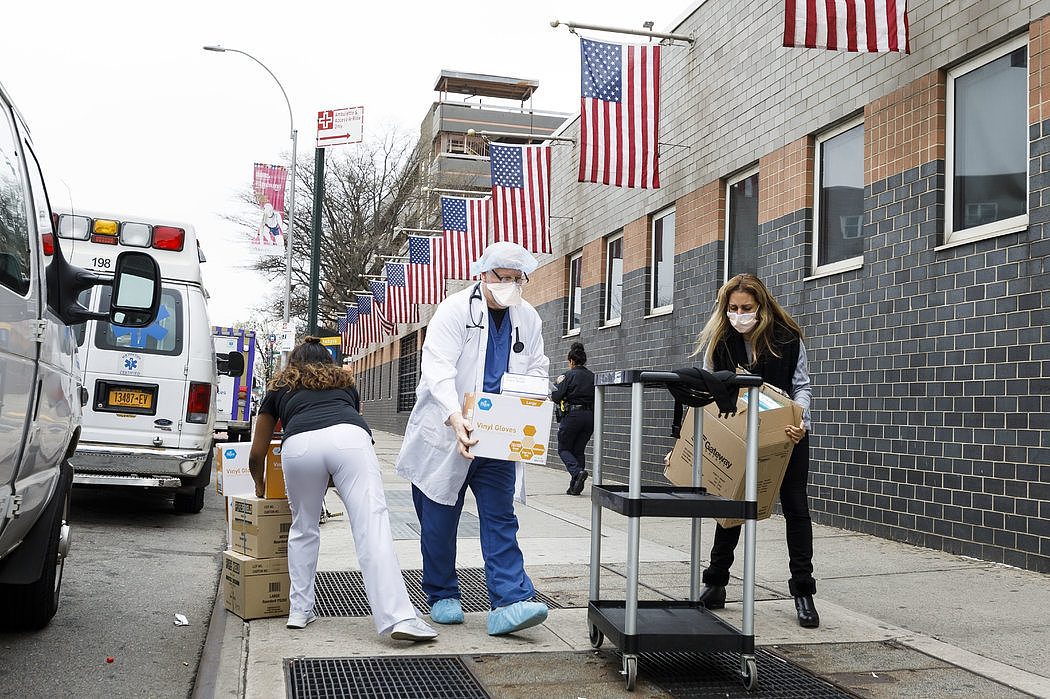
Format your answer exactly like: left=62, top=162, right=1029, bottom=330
left=286, top=610, right=317, bottom=629
left=389, top=616, right=438, bottom=642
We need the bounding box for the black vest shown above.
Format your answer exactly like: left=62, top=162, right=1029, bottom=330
left=712, top=322, right=800, bottom=395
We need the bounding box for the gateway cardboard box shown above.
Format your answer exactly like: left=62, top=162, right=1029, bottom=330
left=230, top=495, right=291, bottom=559
left=665, top=384, right=804, bottom=528
left=464, top=392, right=554, bottom=465
left=223, top=550, right=290, bottom=620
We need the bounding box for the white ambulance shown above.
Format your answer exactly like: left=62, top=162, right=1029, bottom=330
left=54, top=210, right=237, bottom=513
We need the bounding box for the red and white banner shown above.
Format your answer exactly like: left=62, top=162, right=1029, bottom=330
left=784, top=0, right=910, bottom=53
left=251, top=163, right=288, bottom=255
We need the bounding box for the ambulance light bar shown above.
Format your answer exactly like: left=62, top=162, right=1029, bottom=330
left=52, top=215, right=187, bottom=253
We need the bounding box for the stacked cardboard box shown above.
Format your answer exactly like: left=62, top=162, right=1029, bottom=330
left=665, top=383, right=804, bottom=528
left=214, top=441, right=292, bottom=620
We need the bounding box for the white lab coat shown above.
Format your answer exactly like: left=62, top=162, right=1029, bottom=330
left=395, top=283, right=550, bottom=505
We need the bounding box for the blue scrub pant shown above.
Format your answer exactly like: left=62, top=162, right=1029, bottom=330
left=412, top=457, right=535, bottom=609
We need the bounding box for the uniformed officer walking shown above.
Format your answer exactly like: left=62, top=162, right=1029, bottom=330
left=550, top=343, right=595, bottom=495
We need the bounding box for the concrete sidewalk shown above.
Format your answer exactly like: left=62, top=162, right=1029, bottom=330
left=201, top=430, right=1050, bottom=698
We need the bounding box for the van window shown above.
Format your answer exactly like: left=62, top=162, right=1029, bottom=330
left=95, top=286, right=183, bottom=355
left=0, top=104, right=31, bottom=296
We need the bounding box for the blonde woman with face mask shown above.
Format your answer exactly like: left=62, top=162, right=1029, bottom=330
left=690, top=274, right=818, bottom=629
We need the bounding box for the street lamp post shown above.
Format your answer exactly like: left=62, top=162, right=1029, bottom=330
left=203, top=45, right=297, bottom=366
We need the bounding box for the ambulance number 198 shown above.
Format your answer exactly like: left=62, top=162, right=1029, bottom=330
left=91, top=257, right=112, bottom=270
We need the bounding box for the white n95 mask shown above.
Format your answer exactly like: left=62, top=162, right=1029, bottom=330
left=727, top=311, right=757, bottom=333
left=487, top=282, right=523, bottom=307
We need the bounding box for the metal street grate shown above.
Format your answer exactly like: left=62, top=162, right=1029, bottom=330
left=286, top=656, right=490, bottom=699
left=642, top=649, right=854, bottom=698
left=314, top=568, right=562, bottom=616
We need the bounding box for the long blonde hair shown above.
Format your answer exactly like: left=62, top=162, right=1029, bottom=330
left=268, top=336, right=356, bottom=391
left=691, top=274, right=803, bottom=367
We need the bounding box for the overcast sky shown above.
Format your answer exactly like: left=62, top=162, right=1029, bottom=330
left=1, top=0, right=690, bottom=326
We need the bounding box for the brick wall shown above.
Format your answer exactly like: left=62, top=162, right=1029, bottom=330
left=352, top=2, right=1050, bottom=572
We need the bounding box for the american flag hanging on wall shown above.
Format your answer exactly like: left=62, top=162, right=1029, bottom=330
left=784, top=0, right=910, bottom=53
left=579, top=38, right=661, bottom=189
left=408, top=235, right=445, bottom=304
left=384, top=263, right=419, bottom=324
left=344, top=305, right=361, bottom=355
left=441, top=196, right=488, bottom=280
left=489, top=144, right=551, bottom=254
left=369, top=280, right=397, bottom=334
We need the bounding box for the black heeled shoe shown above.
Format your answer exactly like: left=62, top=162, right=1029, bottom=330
left=698, top=584, right=726, bottom=609
left=794, top=594, right=820, bottom=628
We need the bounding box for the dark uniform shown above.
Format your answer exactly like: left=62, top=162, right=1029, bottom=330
left=550, top=366, right=595, bottom=484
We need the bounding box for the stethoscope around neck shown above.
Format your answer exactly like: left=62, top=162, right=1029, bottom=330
left=466, top=282, right=525, bottom=353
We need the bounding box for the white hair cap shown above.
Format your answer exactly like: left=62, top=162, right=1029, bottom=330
left=469, top=241, right=539, bottom=276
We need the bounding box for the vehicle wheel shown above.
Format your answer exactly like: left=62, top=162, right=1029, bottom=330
left=174, top=486, right=205, bottom=514
left=741, top=656, right=757, bottom=691
left=0, top=484, right=70, bottom=630
left=589, top=624, right=604, bottom=649
left=622, top=655, right=637, bottom=691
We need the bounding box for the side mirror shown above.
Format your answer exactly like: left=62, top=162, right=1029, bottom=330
left=46, top=234, right=161, bottom=327
left=216, top=351, right=246, bottom=377
left=109, top=252, right=162, bottom=327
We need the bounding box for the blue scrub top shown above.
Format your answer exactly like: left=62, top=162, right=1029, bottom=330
left=484, top=309, right=511, bottom=393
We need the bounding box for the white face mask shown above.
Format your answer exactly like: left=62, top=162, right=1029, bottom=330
left=486, top=281, right=522, bottom=307
left=727, top=311, right=757, bottom=333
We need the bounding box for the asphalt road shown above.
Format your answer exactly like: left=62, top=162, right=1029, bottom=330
left=0, top=483, right=225, bottom=699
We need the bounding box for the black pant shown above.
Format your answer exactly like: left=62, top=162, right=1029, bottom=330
left=702, top=435, right=816, bottom=596
left=557, top=409, right=594, bottom=477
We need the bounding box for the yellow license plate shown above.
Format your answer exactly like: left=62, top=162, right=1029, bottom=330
left=108, top=389, right=153, bottom=410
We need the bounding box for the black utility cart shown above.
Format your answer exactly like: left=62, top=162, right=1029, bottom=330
left=587, top=370, right=764, bottom=691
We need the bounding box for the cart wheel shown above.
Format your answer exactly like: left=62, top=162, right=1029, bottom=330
left=589, top=625, right=604, bottom=649
left=741, top=656, right=757, bottom=691
left=622, top=655, right=638, bottom=691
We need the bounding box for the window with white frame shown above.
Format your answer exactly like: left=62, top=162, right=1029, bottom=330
left=725, top=170, right=759, bottom=281
left=567, top=252, right=582, bottom=333
left=815, top=120, right=865, bottom=273
left=650, top=207, right=675, bottom=312
left=947, top=37, right=1028, bottom=244
left=604, top=233, right=623, bottom=324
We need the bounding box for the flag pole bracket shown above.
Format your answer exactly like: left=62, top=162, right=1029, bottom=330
left=550, top=19, right=695, bottom=46
left=469, top=128, right=575, bottom=145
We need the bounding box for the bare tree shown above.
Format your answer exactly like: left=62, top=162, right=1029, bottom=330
left=240, top=127, right=427, bottom=328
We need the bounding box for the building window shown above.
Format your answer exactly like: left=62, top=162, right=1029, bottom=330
left=397, top=332, right=420, bottom=412
left=725, top=169, right=759, bottom=281
left=814, top=120, right=864, bottom=273
left=604, top=233, right=623, bottom=324
left=650, top=207, right=675, bottom=312
left=566, top=252, right=582, bottom=334
left=946, top=37, right=1028, bottom=245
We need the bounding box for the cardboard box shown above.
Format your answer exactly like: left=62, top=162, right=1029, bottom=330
left=214, top=443, right=255, bottom=497
left=464, top=392, right=554, bottom=465
left=230, top=495, right=291, bottom=558
left=665, top=384, right=803, bottom=528
left=214, top=440, right=284, bottom=498
left=264, top=441, right=285, bottom=499
left=222, top=550, right=290, bottom=620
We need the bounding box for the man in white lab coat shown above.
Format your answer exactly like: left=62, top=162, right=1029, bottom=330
left=396, top=242, right=550, bottom=636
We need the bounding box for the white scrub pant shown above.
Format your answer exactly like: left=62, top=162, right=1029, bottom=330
left=281, top=423, right=416, bottom=634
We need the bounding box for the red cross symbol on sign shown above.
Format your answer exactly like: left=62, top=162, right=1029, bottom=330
left=317, top=110, right=334, bottom=130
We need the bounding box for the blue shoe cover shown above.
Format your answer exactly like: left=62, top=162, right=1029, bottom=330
left=487, top=600, right=548, bottom=636
left=430, top=598, right=464, bottom=625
